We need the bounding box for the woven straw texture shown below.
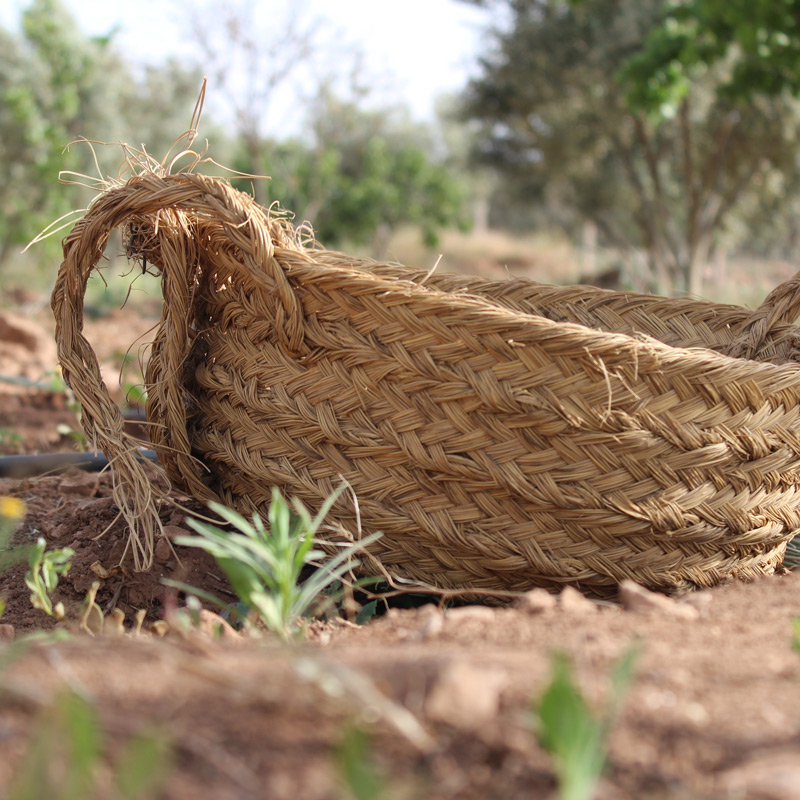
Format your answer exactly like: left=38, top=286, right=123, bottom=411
left=52, top=171, right=800, bottom=596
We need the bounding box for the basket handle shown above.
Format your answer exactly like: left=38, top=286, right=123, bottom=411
left=724, top=270, right=800, bottom=359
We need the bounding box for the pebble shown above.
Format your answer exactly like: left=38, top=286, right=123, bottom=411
left=722, top=752, right=800, bottom=799
left=514, top=588, right=557, bottom=614
left=425, top=660, right=507, bottom=729
left=154, top=536, right=173, bottom=564
left=619, top=580, right=699, bottom=620
left=57, top=472, right=100, bottom=497
left=416, top=607, right=444, bottom=640
left=557, top=586, right=598, bottom=614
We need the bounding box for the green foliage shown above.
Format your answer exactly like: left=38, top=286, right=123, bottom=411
left=461, top=0, right=800, bottom=294
left=0, top=496, right=29, bottom=619
left=0, top=496, right=29, bottom=575
left=791, top=617, right=800, bottom=653
left=234, top=90, right=469, bottom=253
left=536, top=647, right=639, bottom=800
left=620, top=0, right=800, bottom=116
left=0, top=428, right=25, bottom=453
left=0, top=1, right=207, bottom=273
left=24, top=537, right=74, bottom=620
left=8, top=691, right=172, bottom=800
left=173, top=486, right=381, bottom=641
left=336, top=726, right=384, bottom=800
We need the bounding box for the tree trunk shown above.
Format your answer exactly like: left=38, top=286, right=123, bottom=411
left=0, top=237, right=14, bottom=273
left=581, top=220, right=597, bottom=276
left=686, top=230, right=713, bottom=298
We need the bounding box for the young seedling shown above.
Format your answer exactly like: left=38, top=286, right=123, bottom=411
left=25, top=538, right=74, bottom=620
left=535, top=646, right=639, bottom=800
left=172, top=485, right=381, bottom=641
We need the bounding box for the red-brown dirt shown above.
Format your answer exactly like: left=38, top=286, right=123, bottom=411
left=1, top=305, right=800, bottom=799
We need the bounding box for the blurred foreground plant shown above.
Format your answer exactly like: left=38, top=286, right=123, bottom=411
left=0, top=496, right=29, bottom=619
left=8, top=691, right=171, bottom=800
left=0, top=496, right=28, bottom=567
left=171, top=485, right=380, bottom=641
left=535, top=646, right=639, bottom=800
left=337, top=725, right=385, bottom=800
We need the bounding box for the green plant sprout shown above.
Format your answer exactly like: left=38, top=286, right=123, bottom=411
left=536, top=646, right=639, bottom=800
left=25, top=538, right=74, bottom=620
left=171, top=485, right=380, bottom=641
left=8, top=691, right=172, bottom=800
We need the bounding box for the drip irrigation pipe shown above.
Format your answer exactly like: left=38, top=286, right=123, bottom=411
left=0, top=449, right=158, bottom=479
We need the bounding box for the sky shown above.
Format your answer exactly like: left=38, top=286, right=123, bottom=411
left=0, top=0, right=492, bottom=135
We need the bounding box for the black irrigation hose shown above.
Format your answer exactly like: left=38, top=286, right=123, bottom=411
left=0, top=449, right=158, bottom=479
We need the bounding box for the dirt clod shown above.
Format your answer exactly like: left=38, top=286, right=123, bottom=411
left=619, top=580, right=700, bottom=620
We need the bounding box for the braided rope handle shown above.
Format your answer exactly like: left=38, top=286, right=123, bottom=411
left=52, top=172, right=309, bottom=570
left=724, top=271, right=800, bottom=360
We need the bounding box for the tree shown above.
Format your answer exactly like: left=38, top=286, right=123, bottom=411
left=233, top=89, right=469, bottom=255
left=0, top=0, right=211, bottom=271
left=0, top=0, right=114, bottom=267
left=460, top=0, right=800, bottom=296
left=621, top=0, right=800, bottom=115
left=184, top=0, right=326, bottom=205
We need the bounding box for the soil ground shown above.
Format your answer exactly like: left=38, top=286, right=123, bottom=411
left=1, top=304, right=800, bottom=799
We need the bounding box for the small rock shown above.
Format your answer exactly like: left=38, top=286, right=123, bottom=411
left=162, top=525, right=190, bottom=540
left=619, top=580, right=699, bottom=620
left=677, top=590, right=713, bottom=613
left=514, top=588, right=557, bottom=614
left=415, top=606, right=444, bottom=640
left=425, top=661, right=507, bottom=728
left=58, top=472, right=99, bottom=496
left=722, top=752, right=800, bottom=799
left=557, top=586, right=598, bottom=614
left=0, top=624, right=14, bottom=641
left=154, top=536, right=173, bottom=564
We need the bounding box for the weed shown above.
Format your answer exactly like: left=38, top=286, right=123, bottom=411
left=0, top=497, right=29, bottom=618
left=337, top=726, right=385, bottom=800
left=25, top=538, right=74, bottom=621
left=0, top=427, right=24, bottom=453
left=171, top=485, right=380, bottom=641
left=46, top=371, right=88, bottom=450
left=791, top=618, right=800, bottom=653
left=535, top=646, right=639, bottom=800
left=8, top=691, right=172, bottom=800
left=0, top=496, right=29, bottom=568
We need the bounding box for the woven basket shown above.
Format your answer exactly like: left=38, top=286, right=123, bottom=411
left=52, top=171, right=800, bottom=596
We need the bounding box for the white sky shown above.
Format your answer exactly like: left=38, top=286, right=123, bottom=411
left=0, top=0, right=492, bottom=135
